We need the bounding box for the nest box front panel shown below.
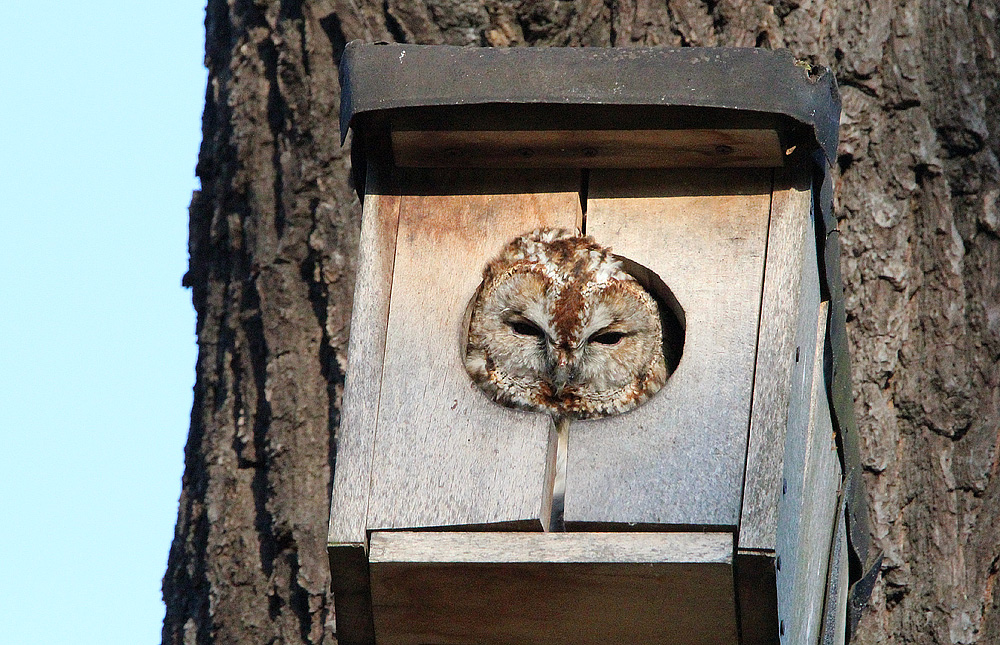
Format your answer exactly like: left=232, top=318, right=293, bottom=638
left=365, top=168, right=583, bottom=531
left=566, top=168, right=772, bottom=528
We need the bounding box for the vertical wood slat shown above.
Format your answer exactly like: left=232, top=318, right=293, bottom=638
left=565, top=168, right=772, bottom=528
left=820, top=497, right=851, bottom=645
left=736, top=551, right=779, bottom=645
left=329, top=165, right=401, bottom=548
left=328, top=164, right=401, bottom=645
left=779, top=300, right=843, bottom=645
left=739, top=169, right=815, bottom=550
left=368, top=531, right=738, bottom=645
left=365, top=169, right=583, bottom=531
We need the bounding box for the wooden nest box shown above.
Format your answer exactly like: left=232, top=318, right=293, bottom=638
left=329, top=44, right=878, bottom=645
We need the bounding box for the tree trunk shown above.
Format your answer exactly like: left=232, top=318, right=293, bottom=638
left=162, top=1, right=1000, bottom=643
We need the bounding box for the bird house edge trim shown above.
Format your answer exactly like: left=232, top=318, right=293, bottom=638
left=337, top=42, right=840, bottom=167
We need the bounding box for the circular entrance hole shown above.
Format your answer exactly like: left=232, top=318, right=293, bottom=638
left=614, top=255, right=686, bottom=377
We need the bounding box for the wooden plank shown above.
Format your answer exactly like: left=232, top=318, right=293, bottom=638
left=328, top=164, right=400, bottom=645
left=370, top=530, right=734, bottom=563
left=739, top=168, right=815, bottom=550
left=369, top=531, right=738, bottom=645
left=328, top=164, right=400, bottom=548
left=392, top=128, right=785, bottom=169
left=777, top=302, right=843, bottom=645
left=365, top=168, right=582, bottom=531
left=736, top=550, right=779, bottom=645
left=820, top=498, right=850, bottom=645
left=565, top=168, right=772, bottom=528
left=793, top=402, right=842, bottom=645
left=328, top=545, right=374, bottom=645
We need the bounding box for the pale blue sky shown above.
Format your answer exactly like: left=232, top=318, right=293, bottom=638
left=1, top=3, right=206, bottom=642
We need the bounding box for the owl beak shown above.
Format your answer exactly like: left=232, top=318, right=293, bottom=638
left=551, top=349, right=573, bottom=395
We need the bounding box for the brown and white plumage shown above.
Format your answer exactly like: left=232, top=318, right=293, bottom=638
left=464, top=228, right=668, bottom=420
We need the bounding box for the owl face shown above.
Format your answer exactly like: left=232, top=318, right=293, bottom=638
left=465, top=228, right=668, bottom=420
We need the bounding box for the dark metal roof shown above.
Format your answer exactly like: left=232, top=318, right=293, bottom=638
left=339, top=42, right=841, bottom=166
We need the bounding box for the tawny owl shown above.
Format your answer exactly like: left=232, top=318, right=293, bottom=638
left=464, top=228, right=671, bottom=420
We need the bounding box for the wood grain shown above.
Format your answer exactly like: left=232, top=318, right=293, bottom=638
left=365, top=168, right=582, bottom=531
left=738, top=168, right=815, bottom=550
left=392, top=128, right=785, bottom=168
left=820, top=498, right=850, bottom=645
left=369, top=531, right=738, bottom=645
left=327, top=165, right=400, bottom=645
left=777, top=301, right=843, bottom=645
left=329, top=165, right=401, bottom=549
left=565, top=168, right=772, bottom=528
left=369, top=529, right=734, bottom=563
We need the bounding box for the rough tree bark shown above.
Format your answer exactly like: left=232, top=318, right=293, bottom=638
left=162, top=1, right=1000, bottom=643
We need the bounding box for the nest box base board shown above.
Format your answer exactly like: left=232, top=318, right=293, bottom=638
left=367, top=531, right=738, bottom=645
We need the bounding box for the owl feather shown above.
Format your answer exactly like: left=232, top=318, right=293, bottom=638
left=465, top=228, right=669, bottom=420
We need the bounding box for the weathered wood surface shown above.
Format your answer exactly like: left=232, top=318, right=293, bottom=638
left=791, top=399, right=842, bottom=645
left=739, top=169, right=815, bottom=550
left=565, top=168, right=771, bottom=528
left=392, top=128, right=784, bottom=168
left=365, top=168, right=582, bottom=531
left=327, top=167, right=400, bottom=645
left=821, top=498, right=851, bottom=645
left=329, top=167, right=401, bottom=549
left=369, top=531, right=738, bottom=645
left=369, top=529, right=734, bottom=563
left=777, top=301, right=842, bottom=645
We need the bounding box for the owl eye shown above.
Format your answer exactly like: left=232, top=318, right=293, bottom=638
left=590, top=330, right=626, bottom=345
left=506, top=319, right=546, bottom=339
